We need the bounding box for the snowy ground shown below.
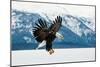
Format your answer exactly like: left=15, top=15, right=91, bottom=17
left=12, top=48, right=95, bottom=66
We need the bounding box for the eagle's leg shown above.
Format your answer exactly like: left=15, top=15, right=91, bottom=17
left=46, top=42, right=54, bottom=55
left=48, top=49, right=54, bottom=55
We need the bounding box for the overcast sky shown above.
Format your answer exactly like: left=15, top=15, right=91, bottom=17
left=12, top=1, right=95, bottom=18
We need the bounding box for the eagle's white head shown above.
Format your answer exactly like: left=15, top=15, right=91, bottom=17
left=56, top=32, right=64, bottom=40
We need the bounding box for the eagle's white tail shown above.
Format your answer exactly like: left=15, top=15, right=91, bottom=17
left=36, top=40, right=46, bottom=50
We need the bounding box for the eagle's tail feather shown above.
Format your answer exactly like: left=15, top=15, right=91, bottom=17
left=35, top=40, right=46, bottom=50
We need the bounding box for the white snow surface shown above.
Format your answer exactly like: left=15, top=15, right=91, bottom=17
left=12, top=48, right=95, bottom=66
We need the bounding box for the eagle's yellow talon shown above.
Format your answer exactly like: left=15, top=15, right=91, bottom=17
left=48, top=49, right=54, bottom=55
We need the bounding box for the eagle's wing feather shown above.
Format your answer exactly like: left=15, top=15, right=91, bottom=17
left=33, top=19, right=48, bottom=42
left=49, top=16, right=62, bottom=34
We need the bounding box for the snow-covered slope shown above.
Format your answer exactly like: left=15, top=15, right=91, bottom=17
left=11, top=9, right=96, bottom=50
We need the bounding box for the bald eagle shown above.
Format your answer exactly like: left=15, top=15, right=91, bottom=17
left=33, top=16, right=64, bottom=55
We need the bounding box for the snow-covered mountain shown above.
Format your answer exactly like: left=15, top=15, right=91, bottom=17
left=11, top=10, right=96, bottom=50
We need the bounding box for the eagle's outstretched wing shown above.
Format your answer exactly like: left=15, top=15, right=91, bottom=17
left=33, top=19, right=48, bottom=42
left=33, top=16, right=62, bottom=42
left=49, top=16, right=62, bottom=34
